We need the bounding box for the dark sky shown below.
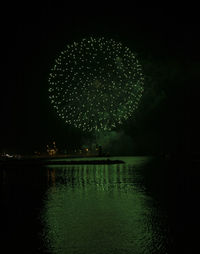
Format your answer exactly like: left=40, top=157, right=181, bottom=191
left=3, top=7, right=200, bottom=155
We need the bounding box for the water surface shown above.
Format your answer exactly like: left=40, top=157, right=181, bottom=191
left=1, top=157, right=171, bottom=253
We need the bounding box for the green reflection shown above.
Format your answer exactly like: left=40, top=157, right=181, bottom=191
left=42, top=157, right=167, bottom=254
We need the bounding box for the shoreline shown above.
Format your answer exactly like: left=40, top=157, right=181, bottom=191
left=0, top=158, right=125, bottom=167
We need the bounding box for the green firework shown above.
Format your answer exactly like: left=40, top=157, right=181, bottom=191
left=48, top=37, right=144, bottom=132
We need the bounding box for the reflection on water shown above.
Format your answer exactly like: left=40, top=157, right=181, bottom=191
left=41, top=157, right=168, bottom=254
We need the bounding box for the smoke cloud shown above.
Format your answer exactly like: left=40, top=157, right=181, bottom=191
left=94, top=130, right=135, bottom=155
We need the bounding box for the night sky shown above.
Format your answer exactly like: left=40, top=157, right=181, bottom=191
left=3, top=7, right=200, bottom=155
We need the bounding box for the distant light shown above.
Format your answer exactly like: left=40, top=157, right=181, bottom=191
left=5, top=154, right=13, bottom=158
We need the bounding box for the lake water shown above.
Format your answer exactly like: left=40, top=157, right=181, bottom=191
left=1, top=156, right=196, bottom=253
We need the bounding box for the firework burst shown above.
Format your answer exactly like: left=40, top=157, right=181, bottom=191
left=48, top=37, right=144, bottom=132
